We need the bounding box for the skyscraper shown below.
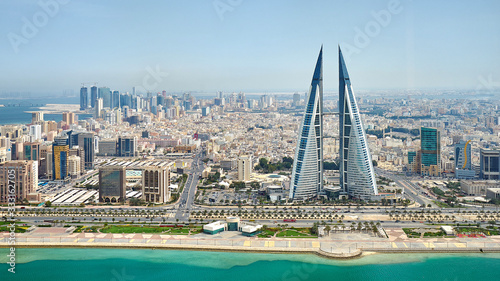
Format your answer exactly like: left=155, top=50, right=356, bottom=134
left=339, top=47, right=378, bottom=200
left=90, top=85, right=98, bottom=108
left=52, top=135, right=69, bottom=180
left=112, top=90, right=120, bottom=108
left=289, top=47, right=323, bottom=200
left=80, top=86, right=88, bottom=110
left=99, top=87, right=111, bottom=108
left=455, top=139, right=475, bottom=179
left=420, top=127, right=441, bottom=177
left=78, top=132, right=95, bottom=170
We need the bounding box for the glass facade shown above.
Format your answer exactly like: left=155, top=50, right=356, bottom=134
left=339, top=47, right=378, bottom=200
left=80, top=87, right=88, bottom=110
left=289, top=47, right=323, bottom=200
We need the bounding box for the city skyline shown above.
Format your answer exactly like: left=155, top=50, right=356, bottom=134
left=1, top=0, right=500, bottom=94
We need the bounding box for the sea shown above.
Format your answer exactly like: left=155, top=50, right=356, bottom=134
left=0, top=97, right=92, bottom=125
left=0, top=248, right=499, bottom=281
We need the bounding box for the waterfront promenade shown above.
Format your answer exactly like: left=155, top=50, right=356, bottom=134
left=2, top=227, right=500, bottom=259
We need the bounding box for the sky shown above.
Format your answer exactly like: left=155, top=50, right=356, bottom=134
left=0, top=0, right=500, bottom=96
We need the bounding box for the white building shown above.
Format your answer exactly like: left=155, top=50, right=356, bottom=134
left=238, top=155, right=252, bottom=182
left=29, top=125, right=41, bottom=141
left=68, top=155, right=81, bottom=178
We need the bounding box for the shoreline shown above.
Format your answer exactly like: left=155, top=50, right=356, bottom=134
left=2, top=242, right=499, bottom=260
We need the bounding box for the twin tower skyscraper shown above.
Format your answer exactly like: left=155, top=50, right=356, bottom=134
left=289, top=46, right=378, bottom=201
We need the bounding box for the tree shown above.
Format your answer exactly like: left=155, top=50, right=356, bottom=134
left=45, top=201, right=52, bottom=207
left=372, top=160, right=378, bottom=167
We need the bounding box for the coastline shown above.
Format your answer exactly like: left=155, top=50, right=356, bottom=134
left=2, top=241, right=499, bottom=260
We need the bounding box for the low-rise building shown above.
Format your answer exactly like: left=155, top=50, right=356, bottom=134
left=461, top=180, right=500, bottom=196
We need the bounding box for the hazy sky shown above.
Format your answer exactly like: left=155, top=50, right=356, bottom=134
left=1, top=0, right=499, bottom=95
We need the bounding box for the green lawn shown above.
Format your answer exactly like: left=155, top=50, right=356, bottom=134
left=0, top=226, right=28, bottom=233
left=100, top=225, right=202, bottom=234
left=276, top=229, right=316, bottom=238
left=257, top=229, right=277, bottom=238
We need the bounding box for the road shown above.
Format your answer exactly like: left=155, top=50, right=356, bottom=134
left=174, top=149, right=205, bottom=221
left=375, top=167, right=437, bottom=208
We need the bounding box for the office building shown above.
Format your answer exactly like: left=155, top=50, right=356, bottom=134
left=289, top=47, right=324, bottom=200
left=99, top=87, right=111, bottom=108
left=338, top=47, right=378, bottom=200
left=80, top=86, right=88, bottom=110
left=112, top=90, right=120, bottom=109
left=142, top=165, right=171, bottom=203
left=420, top=127, right=441, bottom=177
left=52, top=135, right=69, bottom=180
left=95, top=98, right=103, bottom=118
left=77, top=132, right=95, bottom=169
left=461, top=180, right=499, bottom=196
left=455, top=140, right=475, bottom=179
left=23, top=142, right=40, bottom=161
left=238, top=155, right=252, bottom=182
left=0, top=160, right=38, bottom=203
left=480, top=149, right=500, bottom=180
left=90, top=85, right=98, bottom=108
left=98, top=166, right=126, bottom=203
left=117, top=136, right=137, bottom=157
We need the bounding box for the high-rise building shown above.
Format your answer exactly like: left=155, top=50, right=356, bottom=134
left=117, top=136, right=137, bottom=157
left=77, top=132, right=95, bottom=170
left=142, top=165, right=171, bottom=203
left=80, top=86, right=88, bottom=110
left=62, top=112, right=76, bottom=125
left=67, top=155, right=81, bottom=178
left=69, top=146, right=85, bottom=175
left=0, top=160, right=38, bottom=203
left=29, top=125, right=41, bottom=141
left=292, top=92, right=301, bottom=106
left=23, top=142, right=40, bottom=161
left=31, top=112, right=44, bottom=124
left=95, top=98, right=103, bottom=119
left=290, top=47, right=323, bottom=200
left=420, top=127, right=441, bottom=177
left=455, top=140, right=475, bottom=179
left=52, top=135, right=69, bottom=180
left=480, top=149, right=500, bottom=180
left=339, top=47, right=378, bottom=200
left=99, top=166, right=126, bottom=203
left=99, top=87, right=111, bottom=108
left=238, top=155, right=252, bottom=182
left=112, top=90, right=120, bottom=109
left=90, top=85, right=98, bottom=108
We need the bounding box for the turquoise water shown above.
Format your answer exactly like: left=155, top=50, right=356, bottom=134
left=0, top=248, right=499, bottom=281
left=0, top=97, right=92, bottom=125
